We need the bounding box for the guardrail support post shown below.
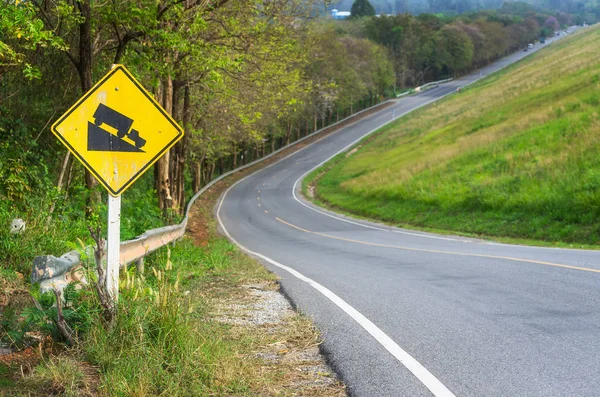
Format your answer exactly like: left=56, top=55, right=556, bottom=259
left=107, top=194, right=121, bottom=301
left=136, top=257, right=144, bottom=274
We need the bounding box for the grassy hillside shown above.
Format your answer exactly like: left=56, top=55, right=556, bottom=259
left=308, top=26, right=600, bottom=245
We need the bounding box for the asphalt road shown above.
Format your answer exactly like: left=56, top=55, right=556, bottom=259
left=217, top=30, right=599, bottom=397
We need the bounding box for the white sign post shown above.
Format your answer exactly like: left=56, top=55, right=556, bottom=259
left=106, top=194, right=121, bottom=301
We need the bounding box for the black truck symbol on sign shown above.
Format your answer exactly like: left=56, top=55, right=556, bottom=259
left=88, top=104, right=147, bottom=152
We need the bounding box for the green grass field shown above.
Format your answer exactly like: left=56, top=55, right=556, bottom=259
left=308, top=25, right=600, bottom=246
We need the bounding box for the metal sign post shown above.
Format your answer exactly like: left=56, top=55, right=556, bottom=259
left=106, top=193, right=121, bottom=301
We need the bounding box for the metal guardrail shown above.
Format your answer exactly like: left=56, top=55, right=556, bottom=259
left=416, top=78, right=453, bottom=92
left=396, top=91, right=412, bottom=98
left=396, top=78, right=453, bottom=98
left=31, top=99, right=397, bottom=291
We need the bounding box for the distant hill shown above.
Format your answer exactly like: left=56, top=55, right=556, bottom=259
left=326, top=0, right=600, bottom=21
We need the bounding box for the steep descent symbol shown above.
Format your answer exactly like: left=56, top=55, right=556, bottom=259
left=51, top=64, right=183, bottom=195
left=88, top=104, right=147, bottom=152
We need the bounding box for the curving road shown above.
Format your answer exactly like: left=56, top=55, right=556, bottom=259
left=217, top=30, right=600, bottom=397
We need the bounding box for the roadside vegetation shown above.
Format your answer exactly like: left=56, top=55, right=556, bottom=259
left=0, top=0, right=590, bottom=394
left=2, top=202, right=345, bottom=396
left=307, top=25, right=600, bottom=246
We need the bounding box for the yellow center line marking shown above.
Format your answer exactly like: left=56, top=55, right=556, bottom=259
left=274, top=217, right=600, bottom=274
left=276, top=217, right=312, bottom=233
left=258, top=203, right=261, bottom=207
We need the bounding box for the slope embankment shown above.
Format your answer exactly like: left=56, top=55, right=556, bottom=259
left=307, top=25, right=600, bottom=246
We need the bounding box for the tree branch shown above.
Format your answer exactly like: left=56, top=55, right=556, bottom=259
left=113, top=31, right=144, bottom=64
left=52, top=288, right=75, bottom=346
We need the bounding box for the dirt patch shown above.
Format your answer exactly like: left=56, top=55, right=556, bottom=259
left=345, top=145, right=361, bottom=157
left=307, top=184, right=316, bottom=199
left=209, top=280, right=345, bottom=396
left=0, top=289, right=30, bottom=312
left=1, top=353, right=100, bottom=397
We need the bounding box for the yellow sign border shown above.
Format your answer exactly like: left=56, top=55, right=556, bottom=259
left=51, top=65, right=184, bottom=196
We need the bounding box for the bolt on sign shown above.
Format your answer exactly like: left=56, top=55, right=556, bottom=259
left=52, top=65, right=184, bottom=196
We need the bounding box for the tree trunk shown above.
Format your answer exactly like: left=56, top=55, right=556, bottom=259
left=77, top=0, right=100, bottom=213
left=179, top=88, right=190, bottom=210
left=168, top=81, right=182, bottom=200
left=56, top=152, right=71, bottom=192
left=305, top=118, right=309, bottom=137
left=156, top=76, right=173, bottom=212
left=170, top=82, right=189, bottom=214
left=193, top=152, right=206, bottom=193
left=178, top=85, right=192, bottom=200
left=153, top=83, right=163, bottom=192
left=48, top=152, right=71, bottom=215
left=285, top=122, right=291, bottom=146
left=64, top=158, right=75, bottom=200
left=192, top=162, right=201, bottom=192
left=209, top=162, right=216, bottom=182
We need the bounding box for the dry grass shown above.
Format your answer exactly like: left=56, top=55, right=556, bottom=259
left=206, top=279, right=345, bottom=396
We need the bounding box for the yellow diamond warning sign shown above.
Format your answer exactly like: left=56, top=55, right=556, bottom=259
left=51, top=65, right=183, bottom=196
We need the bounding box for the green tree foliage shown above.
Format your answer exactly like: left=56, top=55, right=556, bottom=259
left=0, top=2, right=67, bottom=80
left=436, top=25, right=474, bottom=75
left=351, top=0, right=377, bottom=17
left=0, top=0, right=394, bottom=248
left=358, top=6, right=568, bottom=86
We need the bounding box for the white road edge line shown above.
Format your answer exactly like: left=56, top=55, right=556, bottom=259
left=291, top=96, right=463, bottom=242
left=217, top=177, right=456, bottom=397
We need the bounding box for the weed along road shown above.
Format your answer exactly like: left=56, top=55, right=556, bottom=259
left=216, top=31, right=600, bottom=397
